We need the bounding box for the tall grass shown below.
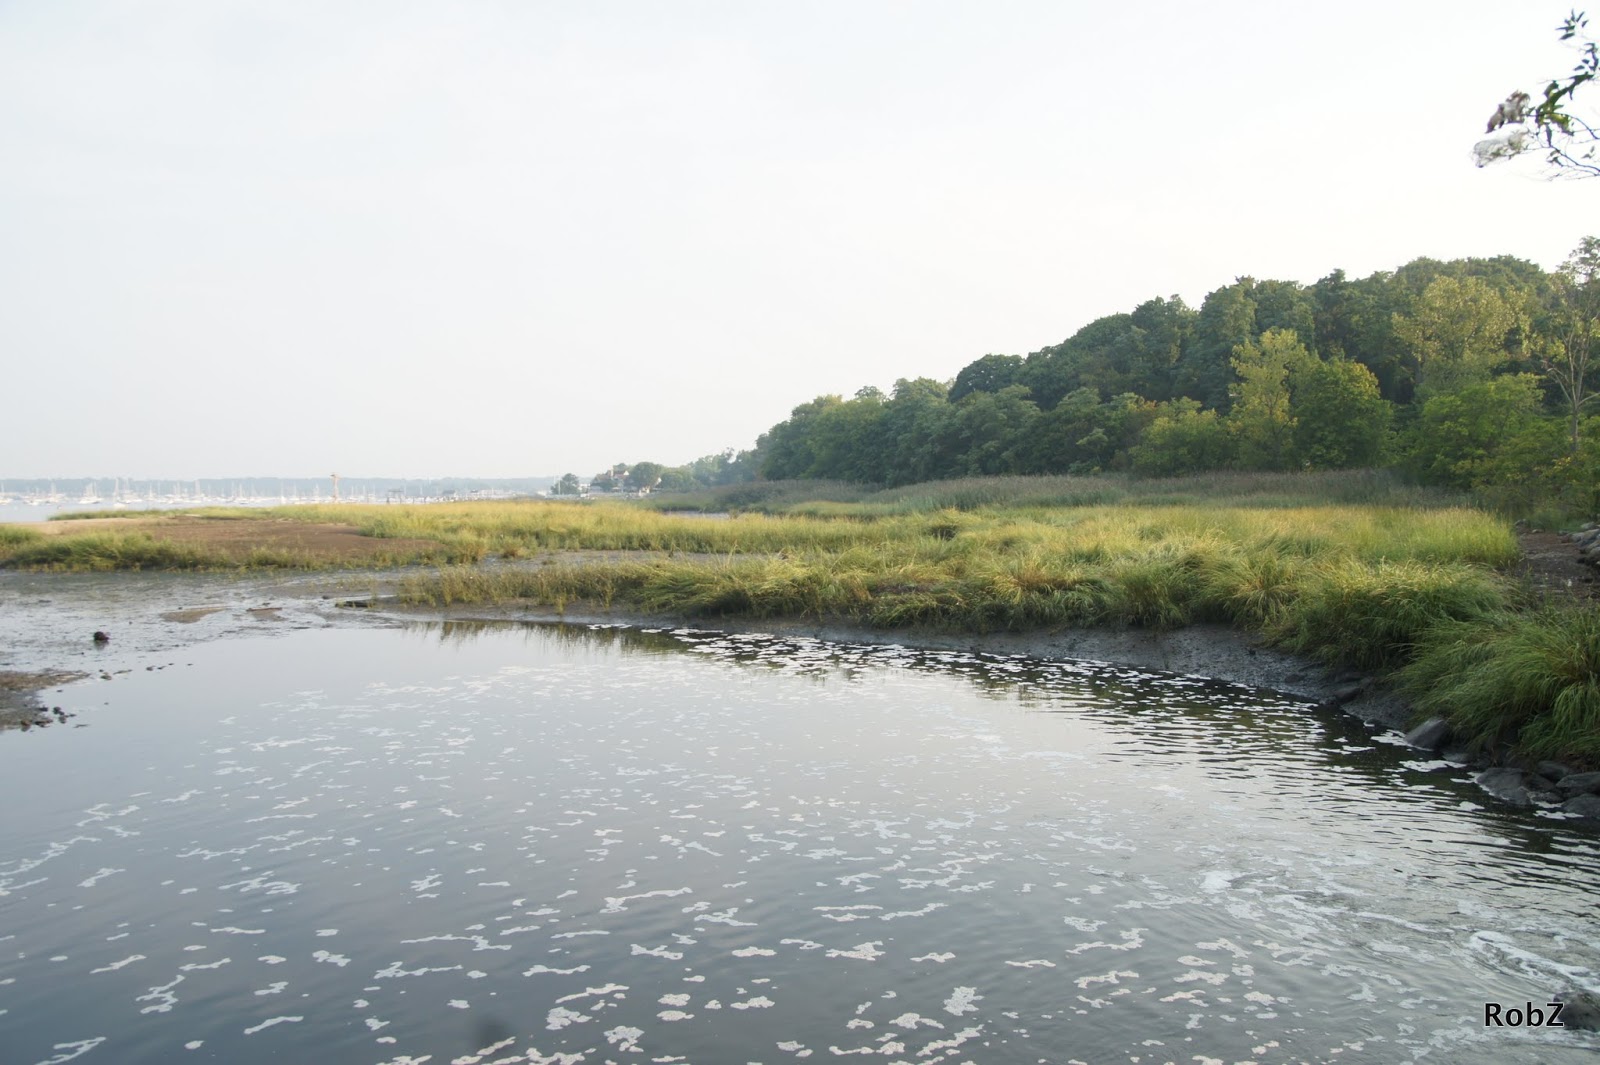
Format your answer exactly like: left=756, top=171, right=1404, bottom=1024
left=3, top=532, right=234, bottom=571
left=1400, top=607, right=1600, bottom=763
left=646, top=469, right=1467, bottom=516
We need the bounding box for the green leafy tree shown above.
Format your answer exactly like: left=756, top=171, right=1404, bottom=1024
left=1228, top=329, right=1312, bottom=470
left=804, top=390, right=887, bottom=482
left=1175, top=279, right=1258, bottom=408
left=552, top=472, right=581, bottom=496
left=877, top=377, right=958, bottom=486
left=1408, top=375, right=1547, bottom=490
left=626, top=462, right=666, bottom=491
left=1289, top=358, right=1392, bottom=469
left=949, top=354, right=1027, bottom=402
left=1130, top=399, right=1234, bottom=475
left=950, top=386, right=1040, bottom=475
left=1391, top=275, right=1524, bottom=398
left=1539, top=236, right=1600, bottom=453
left=758, top=396, right=846, bottom=480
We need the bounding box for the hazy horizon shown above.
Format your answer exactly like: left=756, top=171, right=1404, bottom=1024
left=2, top=1, right=1591, bottom=479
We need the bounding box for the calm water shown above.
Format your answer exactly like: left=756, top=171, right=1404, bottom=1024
left=2, top=622, right=1597, bottom=1065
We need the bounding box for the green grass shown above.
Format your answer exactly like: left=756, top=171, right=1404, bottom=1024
left=0, top=526, right=43, bottom=549
left=1400, top=607, right=1600, bottom=764
left=645, top=469, right=1466, bottom=516
left=1, top=532, right=258, bottom=571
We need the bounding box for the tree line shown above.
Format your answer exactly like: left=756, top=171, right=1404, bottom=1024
left=739, top=243, right=1600, bottom=511
left=561, top=242, right=1600, bottom=514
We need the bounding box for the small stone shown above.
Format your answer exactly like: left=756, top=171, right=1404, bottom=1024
left=1536, top=761, right=1572, bottom=781
left=1556, top=771, right=1600, bottom=799
left=1557, top=989, right=1600, bottom=1030
left=1475, top=768, right=1531, bottom=806
left=1562, top=794, right=1600, bottom=820
left=92, top=631, right=110, bottom=643
left=1403, top=717, right=1452, bottom=751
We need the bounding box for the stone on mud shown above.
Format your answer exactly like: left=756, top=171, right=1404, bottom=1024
left=1403, top=717, right=1451, bottom=751
left=1474, top=768, right=1531, bottom=806
left=1556, top=771, right=1600, bottom=799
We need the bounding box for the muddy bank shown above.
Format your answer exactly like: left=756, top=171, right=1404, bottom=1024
left=0, top=669, right=87, bottom=731
left=0, top=567, right=1406, bottom=730
left=410, top=600, right=1411, bottom=729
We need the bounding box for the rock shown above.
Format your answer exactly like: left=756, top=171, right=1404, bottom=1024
left=1403, top=717, right=1452, bottom=751
left=1536, top=761, right=1572, bottom=781
left=1556, top=771, right=1600, bottom=799
left=335, top=600, right=371, bottom=609
left=1331, top=682, right=1368, bottom=704
left=1475, top=768, right=1531, bottom=806
left=1442, top=748, right=1475, bottom=765
left=1563, top=794, right=1600, bottom=820
left=1556, top=989, right=1600, bottom=1030
left=91, top=631, right=110, bottom=643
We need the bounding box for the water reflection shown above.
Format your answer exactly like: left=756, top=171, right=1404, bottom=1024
left=0, top=620, right=1595, bottom=1065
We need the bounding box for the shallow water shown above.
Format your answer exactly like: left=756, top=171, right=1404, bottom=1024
left=1, top=622, right=1597, bottom=1065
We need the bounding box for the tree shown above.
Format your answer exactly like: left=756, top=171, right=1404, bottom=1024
left=1391, top=275, right=1523, bottom=398
left=1408, top=375, right=1547, bottom=490
left=1228, top=329, right=1312, bottom=470
left=1477, top=11, right=1600, bottom=177
left=1540, top=236, right=1600, bottom=453
left=1175, top=279, right=1257, bottom=408
left=552, top=472, right=581, bottom=496
left=1289, top=358, right=1392, bottom=469
left=950, top=386, right=1039, bottom=475
left=1129, top=399, right=1233, bottom=475
left=626, top=462, right=666, bottom=491
left=949, top=354, right=1026, bottom=402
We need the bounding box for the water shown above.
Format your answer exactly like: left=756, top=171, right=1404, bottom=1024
left=1, top=622, right=1597, bottom=1065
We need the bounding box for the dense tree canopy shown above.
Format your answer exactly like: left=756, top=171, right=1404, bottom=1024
left=738, top=244, right=1600, bottom=504
left=623, top=242, right=1600, bottom=516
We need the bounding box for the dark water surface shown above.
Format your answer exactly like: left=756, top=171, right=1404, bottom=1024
left=2, top=622, right=1597, bottom=1065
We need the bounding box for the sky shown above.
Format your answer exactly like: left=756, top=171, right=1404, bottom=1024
left=0, top=0, right=1593, bottom=479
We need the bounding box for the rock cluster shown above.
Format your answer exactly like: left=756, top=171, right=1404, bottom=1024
left=1568, top=522, right=1600, bottom=567
left=1403, top=716, right=1600, bottom=821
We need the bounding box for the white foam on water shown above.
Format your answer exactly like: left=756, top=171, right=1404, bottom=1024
left=30, top=1037, right=107, bottom=1065
left=241, top=1016, right=302, bottom=1035
left=90, top=954, right=145, bottom=973
left=942, top=987, right=981, bottom=1016
left=825, top=942, right=885, bottom=961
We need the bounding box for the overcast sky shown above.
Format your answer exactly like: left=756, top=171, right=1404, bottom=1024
left=0, top=1, right=1592, bottom=478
